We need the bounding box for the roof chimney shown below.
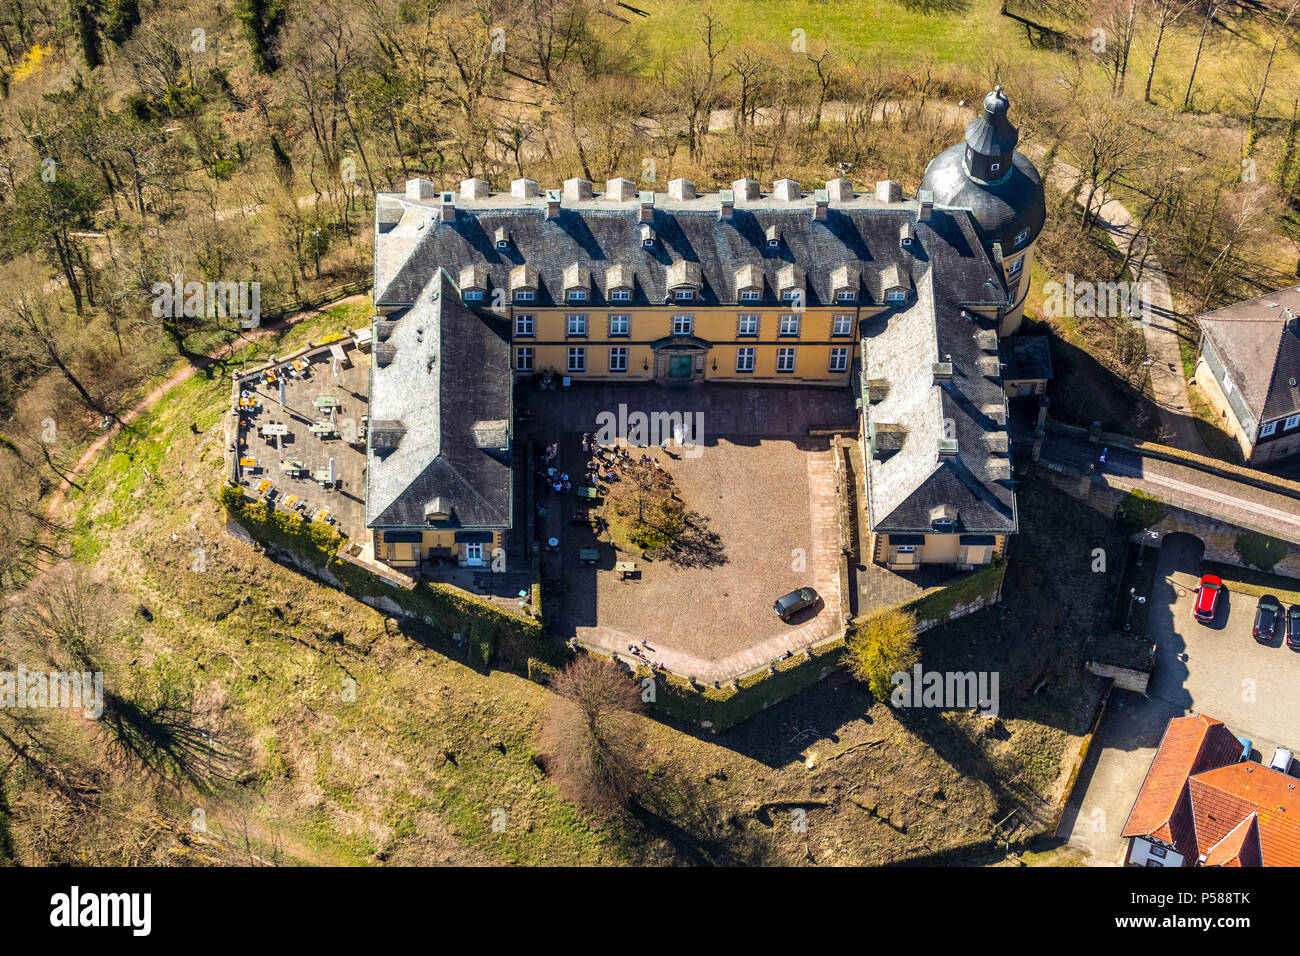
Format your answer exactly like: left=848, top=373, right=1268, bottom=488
left=668, top=178, right=696, bottom=201
left=875, top=180, right=902, bottom=203
left=562, top=177, right=592, bottom=202
left=605, top=177, right=636, bottom=202
left=719, top=188, right=734, bottom=220
left=439, top=191, right=455, bottom=222
left=638, top=190, right=655, bottom=223
left=918, top=189, right=934, bottom=221
left=732, top=178, right=760, bottom=202
left=826, top=178, right=854, bottom=203
left=510, top=178, right=539, bottom=199
left=545, top=188, right=561, bottom=219
left=406, top=178, right=436, bottom=200
left=460, top=178, right=490, bottom=200
left=813, top=188, right=829, bottom=220
left=773, top=178, right=801, bottom=202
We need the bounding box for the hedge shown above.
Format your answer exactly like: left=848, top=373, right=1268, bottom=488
left=901, top=561, right=1006, bottom=626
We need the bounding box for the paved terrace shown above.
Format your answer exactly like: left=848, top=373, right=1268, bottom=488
left=230, top=340, right=370, bottom=544
left=518, top=381, right=858, bottom=685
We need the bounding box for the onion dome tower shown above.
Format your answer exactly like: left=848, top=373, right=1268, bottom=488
left=919, top=86, right=1046, bottom=335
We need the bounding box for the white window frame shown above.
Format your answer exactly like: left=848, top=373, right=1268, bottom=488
left=674, top=288, right=696, bottom=302
left=832, top=314, right=853, bottom=336
left=566, top=313, right=588, bottom=336
left=465, top=542, right=484, bottom=566
left=672, top=314, right=694, bottom=335
left=829, top=347, right=849, bottom=372
left=736, top=347, right=755, bottom=372
left=781, top=288, right=801, bottom=302
left=1284, top=414, right=1300, bottom=431
left=776, top=347, right=796, bottom=373
left=990, top=162, right=1001, bottom=173
left=515, top=289, right=534, bottom=302
left=608, top=313, right=630, bottom=336
left=610, top=288, right=631, bottom=302
left=514, top=313, right=535, bottom=336
left=886, top=289, right=906, bottom=303
left=609, top=346, right=628, bottom=373
left=567, top=347, right=586, bottom=373
left=464, top=289, right=483, bottom=301
left=836, top=289, right=856, bottom=303
left=895, top=545, right=916, bottom=554
left=1260, top=421, right=1279, bottom=438
left=737, top=313, right=759, bottom=336
left=740, top=288, right=761, bottom=301
left=1015, top=228, right=1029, bottom=247
left=779, top=314, right=800, bottom=336
left=515, top=346, right=534, bottom=371
left=567, top=289, right=588, bottom=302
left=1007, top=256, right=1023, bottom=277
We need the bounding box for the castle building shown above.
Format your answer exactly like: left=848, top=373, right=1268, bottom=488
left=366, top=89, right=1046, bottom=573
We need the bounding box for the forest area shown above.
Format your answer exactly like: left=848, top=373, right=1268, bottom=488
left=0, top=0, right=1298, bottom=865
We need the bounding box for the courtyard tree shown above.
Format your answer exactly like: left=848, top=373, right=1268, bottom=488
left=540, top=654, right=644, bottom=814
left=845, top=607, right=920, bottom=703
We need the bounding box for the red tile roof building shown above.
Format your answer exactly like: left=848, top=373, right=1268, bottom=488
left=1121, top=714, right=1300, bottom=867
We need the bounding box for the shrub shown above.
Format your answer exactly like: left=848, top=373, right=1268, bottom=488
left=1235, top=531, right=1287, bottom=572
left=844, top=607, right=920, bottom=702
left=1118, top=490, right=1164, bottom=531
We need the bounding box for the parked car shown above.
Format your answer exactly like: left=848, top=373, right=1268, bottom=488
left=1270, top=748, right=1293, bottom=774
left=1193, top=574, right=1223, bottom=623
left=1253, top=595, right=1282, bottom=643
left=773, top=587, right=818, bottom=622
left=1288, top=604, right=1300, bottom=650
left=1236, top=736, right=1253, bottom=762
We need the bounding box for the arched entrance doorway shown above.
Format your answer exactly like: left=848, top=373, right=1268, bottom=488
left=650, top=335, right=711, bottom=383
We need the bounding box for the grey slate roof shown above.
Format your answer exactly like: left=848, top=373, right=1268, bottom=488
left=861, top=222, right=1017, bottom=535
left=964, top=87, right=1019, bottom=156
left=365, top=270, right=512, bottom=531
left=374, top=193, right=1010, bottom=311
left=1199, top=285, right=1300, bottom=424
left=1001, top=334, right=1054, bottom=382
left=920, top=144, right=1046, bottom=254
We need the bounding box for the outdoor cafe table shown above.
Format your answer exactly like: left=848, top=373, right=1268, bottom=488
left=282, top=494, right=299, bottom=510
left=313, top=396, right=339, bottom=409
left=312, top=508, right=331, bottom=524
left=255, top=479, right=271, bottom=495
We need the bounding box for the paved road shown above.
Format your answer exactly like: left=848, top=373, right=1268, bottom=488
left=1032, top=430, right=1300, bottom=544
left=1060, top=533, right=1300, bottom=864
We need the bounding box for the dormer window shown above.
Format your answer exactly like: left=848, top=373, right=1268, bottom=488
left=495, top=226, right=510, bottom=250
left=675, top=288, right=695, bottom=302
left=464, top=290, right=483, bottom=301
left=901, top=237, right=912, bottom=248
left=740, top=289, right=761, bottom=301
left=765, top=224, right=780, bottom=250
left=641, top=224, right=655, bottom=248
left=990, top=162, right=1000, bottom=173
left=886, top=289, right=906, bottom=302
left=836, top=290, right=856, bottom=303
left=782, top=289, right=800, bottom=302
left=515, top=289, right=534, bottom=302
left=568, top=289, right=588, bottom=302
left=611, top=288, right=631, bottom=302
left=932, top=518, right=956, bottom=532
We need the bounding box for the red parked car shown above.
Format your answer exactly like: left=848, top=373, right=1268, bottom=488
left=1193, top=574, right=1223, bottom=623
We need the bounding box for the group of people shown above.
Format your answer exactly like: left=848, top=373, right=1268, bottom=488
left=627, top=641, right=667, bottom=671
